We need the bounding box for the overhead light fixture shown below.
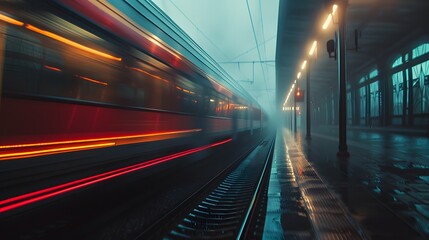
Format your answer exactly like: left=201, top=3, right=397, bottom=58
left=333, top=4, right=338, bottom=15
left=309, top=41, right=317, bottom=56
left=301, top=60, right=307, bottom=70
left=297, top=72, right=301, bottom=79
left=322, top=14, right=332, bottom=30
left=294, top=79, right=297, bottom=84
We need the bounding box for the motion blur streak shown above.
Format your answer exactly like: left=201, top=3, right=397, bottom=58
left=76, top=75, right=108, bottom=86
left=0, top=129, right=202, bottom=149
left=0, top=142, right=115, bottom=160
left=0, top=13, right=24, bottom=26
left=25, top=24, right=122, bottom=61
left=0, top=129, right=202, bottom=160
left=43, top=65, right=62, bottom=72
left=128, top=67, right=169, bottom=83
left=0, top=138, right=232, bottom=213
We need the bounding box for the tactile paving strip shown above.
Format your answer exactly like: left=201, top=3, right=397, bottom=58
left=282, top=129, right=368, bottom=240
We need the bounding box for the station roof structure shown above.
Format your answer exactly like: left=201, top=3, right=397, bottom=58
left=276, top=0, right=429, bottom=108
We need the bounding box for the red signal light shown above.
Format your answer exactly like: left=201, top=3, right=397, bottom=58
left=295, top=88, right=304, bottom=102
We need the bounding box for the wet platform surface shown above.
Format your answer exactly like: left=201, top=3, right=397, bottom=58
left=291, top=126, right=429, bottom=239
left=263, top=130, right=365, bottom=239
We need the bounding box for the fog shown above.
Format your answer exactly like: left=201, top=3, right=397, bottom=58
left=152, top=0, right=279, bottom=118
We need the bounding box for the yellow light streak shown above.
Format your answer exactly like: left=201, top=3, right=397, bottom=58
left=128, top=67, right=169, bottom=83
left=0, top=13, right=24, bottom=26
left=0, top=129, right=202, bottom=150
left=0, top=142, right=115, bottom=160
left=25, top=24, right=122, bottom=61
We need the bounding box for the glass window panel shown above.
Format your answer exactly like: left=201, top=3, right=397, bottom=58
left=392, top=56, right=403, bottom=68
left=412, top=43, right=429, bottom=59
left=360, top=86, right=366, bottom=119
left=392, top=71, right=403, bottom=116
left=370, top=81, right=379, bottom=117
left=369, top=69, right=378, bottom=79
left=412, top=60, right=429, bottom=113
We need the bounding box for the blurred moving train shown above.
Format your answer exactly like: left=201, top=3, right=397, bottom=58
left=0, top=0, right=264, bottom=162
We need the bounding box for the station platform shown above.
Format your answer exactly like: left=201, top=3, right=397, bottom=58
left=263, top=128, right=428, bottom=239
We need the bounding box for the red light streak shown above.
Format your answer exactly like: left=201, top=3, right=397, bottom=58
left=0, top=138, right=232, bottom=213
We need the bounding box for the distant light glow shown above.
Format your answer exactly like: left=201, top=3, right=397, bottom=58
left=25, top=24, right=122, bottom=61
left=0, top=13, right=24, bottom=26
left=309, top=41, right=317, bottom=56
left=301, top=60, right=307, bottom=70
left=322, top=14, right=333, bottom=30
left=210, top=99, right=215, bottom=102
left=76, top=75, right=108, bottom=86
left=297, top=72, right=301, bottom=79
left=0, top=138, right=232, bottom=213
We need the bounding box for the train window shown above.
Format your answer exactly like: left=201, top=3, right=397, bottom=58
left=129, top=62, right=172, bottom=110
left=207, top=93, right=217, bottom=116
left=39, top=48, right=71, bottom=97
left=2, top=29, right=42, bottom=95
left=175, top=77, right=201, bottom=114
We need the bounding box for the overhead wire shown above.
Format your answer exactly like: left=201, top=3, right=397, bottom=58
left=246, top=0, right=269, bottom=102
left=167, top=0, right=231, bottom=61
left=231, top=34, right=276, bottom=60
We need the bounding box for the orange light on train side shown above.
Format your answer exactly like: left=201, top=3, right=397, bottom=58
left=0, top=13, right=24, bottom=26
left=76, top=75, right=108, bottom=86
left=0, top=129, right=202, bottom=160
left=25, top=24, right=122, bottom=61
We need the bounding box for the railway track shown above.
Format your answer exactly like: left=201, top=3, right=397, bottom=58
left=138, top=135, right=275, bottom=239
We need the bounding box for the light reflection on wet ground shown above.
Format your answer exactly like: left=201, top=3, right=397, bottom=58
left=292, top=127, right=429, bottom=239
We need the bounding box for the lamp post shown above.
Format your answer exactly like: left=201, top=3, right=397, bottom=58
left=336, top=0, right=349, bottom=158
left=305, top=41, right=317, bottom=140
left=294, top=95, right=297, bottom=133
left=306, top=60, right=311, bottom=140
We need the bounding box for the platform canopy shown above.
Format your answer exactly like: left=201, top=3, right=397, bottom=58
left=276, top=0, right=429, bottom=108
